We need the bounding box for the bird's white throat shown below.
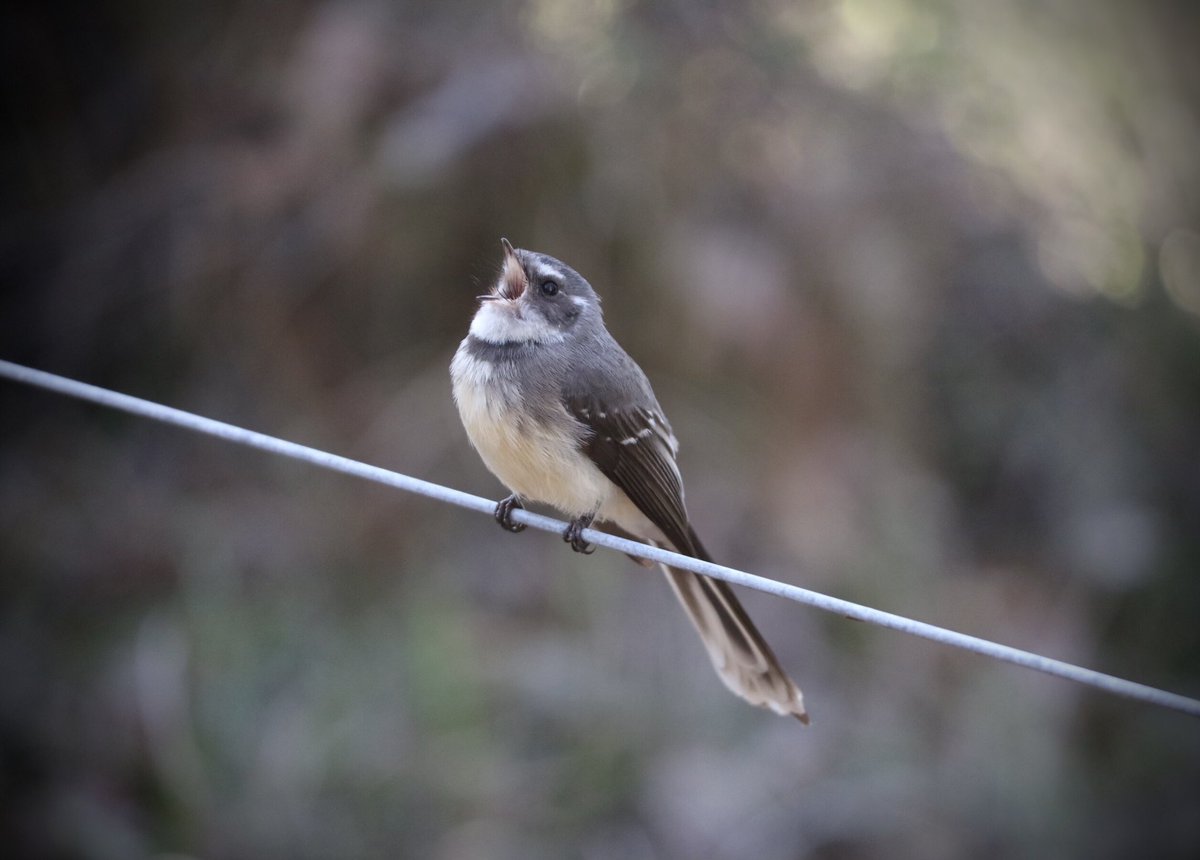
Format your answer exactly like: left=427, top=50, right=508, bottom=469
left=469, top=300, right=564, bottom=345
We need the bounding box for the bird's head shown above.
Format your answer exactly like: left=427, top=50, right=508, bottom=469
left=470, top=239, right=601, bottom=345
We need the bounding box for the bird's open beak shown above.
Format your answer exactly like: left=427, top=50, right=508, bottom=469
left=477, top=238, right=528, bottom=302
left=496, top=237, right=527, bottom=300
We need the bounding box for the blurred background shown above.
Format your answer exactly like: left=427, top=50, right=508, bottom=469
left=2, top=1, right=1199, bottom=857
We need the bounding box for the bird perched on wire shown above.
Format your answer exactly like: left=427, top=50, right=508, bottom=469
left=450, top=239, right=808, bottom=722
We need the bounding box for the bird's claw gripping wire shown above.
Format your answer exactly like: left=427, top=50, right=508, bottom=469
left=564, top=514, right=596, bottom=554
left=494, top=494, right=527, bottom=533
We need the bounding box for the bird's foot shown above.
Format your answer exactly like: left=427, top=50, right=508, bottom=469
left=494, top=494, right=527, bottom=533
left=563, top=513, right=596, bottom=554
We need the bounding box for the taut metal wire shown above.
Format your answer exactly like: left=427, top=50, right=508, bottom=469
left=3, top=358, right=1198, bottom=720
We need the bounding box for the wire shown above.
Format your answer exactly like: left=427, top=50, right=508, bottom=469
left=3, top=358, right=1198, bottom=720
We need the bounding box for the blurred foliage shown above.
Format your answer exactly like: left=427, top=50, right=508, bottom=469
left=2, top=1, right=1199, bottom=858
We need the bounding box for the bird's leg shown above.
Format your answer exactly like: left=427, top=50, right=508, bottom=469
left=563, top=512, right=596, bottom=554
left=494, top=494, right=527, bottom=533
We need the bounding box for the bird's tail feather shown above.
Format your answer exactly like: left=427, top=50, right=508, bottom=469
left=660, top=530, right=808, bottom=722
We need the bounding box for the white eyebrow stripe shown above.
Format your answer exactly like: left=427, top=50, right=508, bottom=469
left=533, top=262, right=566, bottom=282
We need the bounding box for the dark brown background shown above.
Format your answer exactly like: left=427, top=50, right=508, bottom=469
left=2, top=2, right=1198, bottom=857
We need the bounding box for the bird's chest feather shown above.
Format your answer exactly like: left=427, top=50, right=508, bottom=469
left=451, top=347, right=611, bottom=514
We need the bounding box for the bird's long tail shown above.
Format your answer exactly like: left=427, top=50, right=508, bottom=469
left=660, top=528, right=809, bottom=722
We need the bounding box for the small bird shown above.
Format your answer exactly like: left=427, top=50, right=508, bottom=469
left=451, top=240, right=808, bottom=722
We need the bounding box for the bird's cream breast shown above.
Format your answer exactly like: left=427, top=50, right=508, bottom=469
left=451, top=347, right=612, bottom=516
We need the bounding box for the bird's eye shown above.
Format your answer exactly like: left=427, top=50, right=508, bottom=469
left=540, top=280, right=559, bottom=297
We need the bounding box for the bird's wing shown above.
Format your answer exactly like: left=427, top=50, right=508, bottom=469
left=564, top=396, right=695, bottom=555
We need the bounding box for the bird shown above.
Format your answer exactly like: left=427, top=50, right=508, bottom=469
left=450, top=239, right=808, bottom=722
